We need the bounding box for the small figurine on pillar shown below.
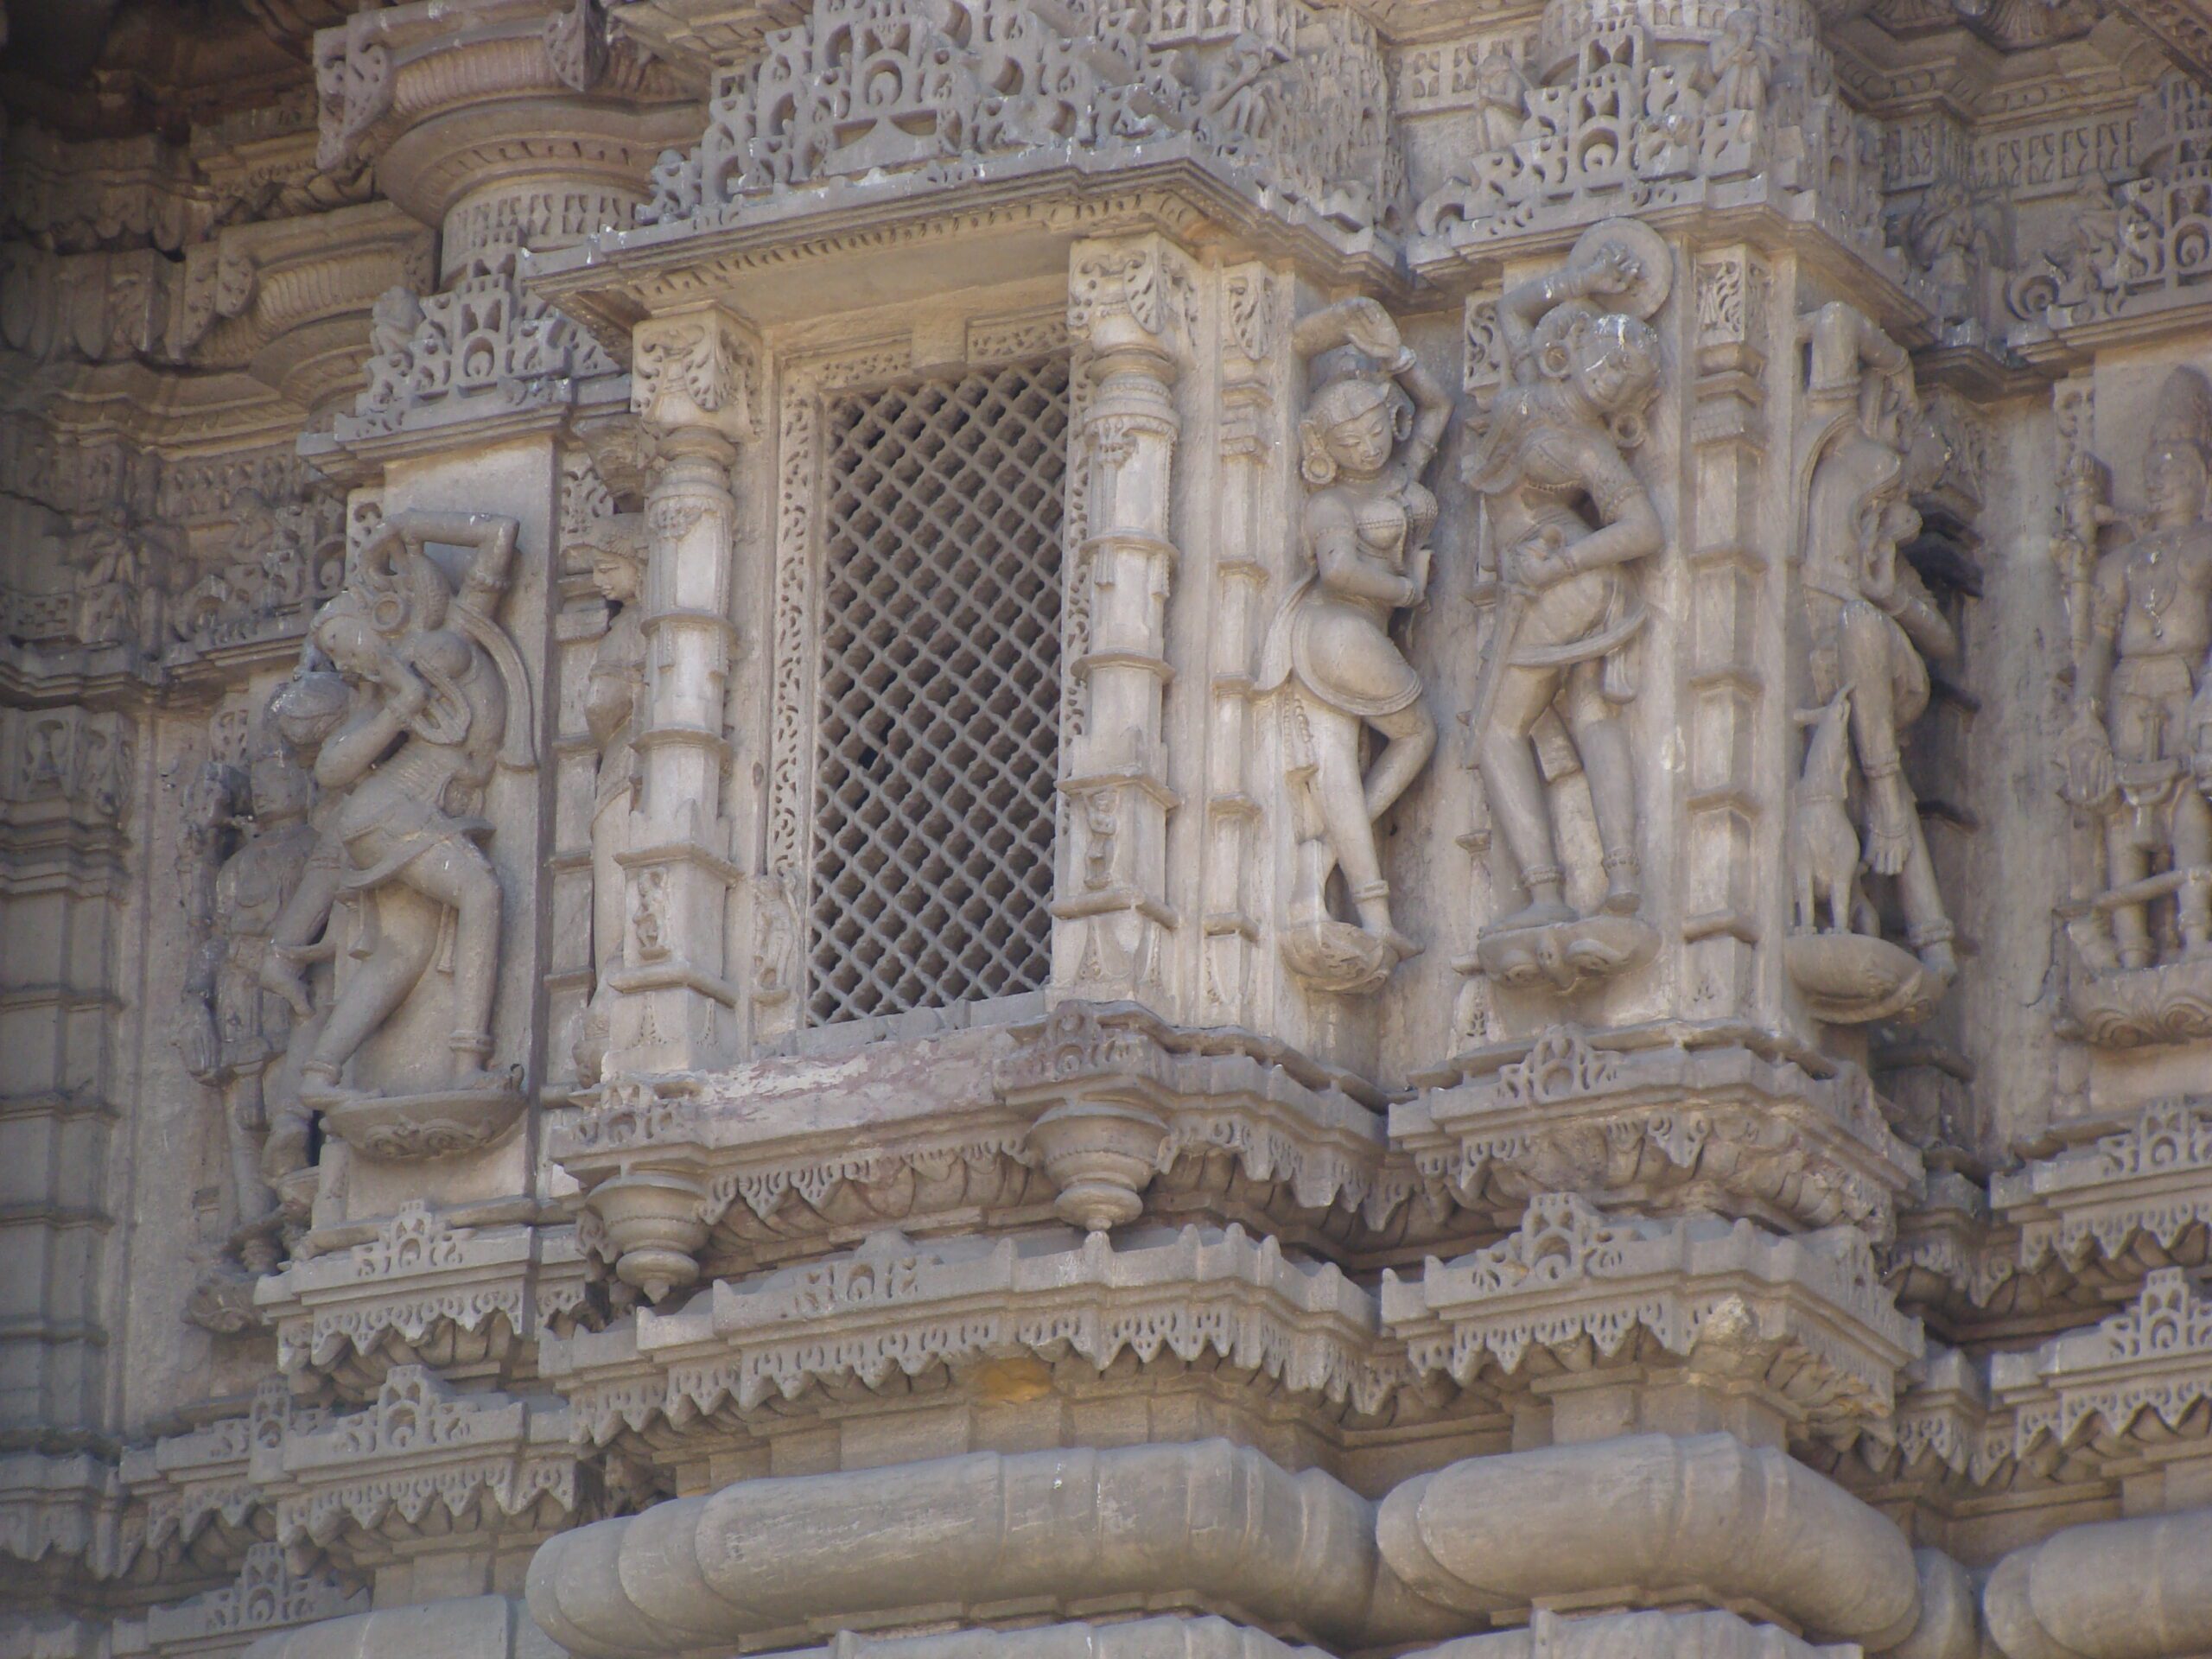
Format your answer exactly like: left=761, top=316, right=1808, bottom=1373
left=1262, top=296, right=1450, bottom=995
left=1459, top=218, right=1668, bottom=995
left=1784, top=302, right=1961, bottom=1026
left=289, top=511, right=537, bottom=1157
left=2057, top=366, right=2212, bottom=1046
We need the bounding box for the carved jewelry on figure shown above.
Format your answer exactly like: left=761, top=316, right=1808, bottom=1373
left=289, top=511, right=536, bottom=1157
left=2057, top=367, right=2212, bottom=1046
left=1784, top=302, right=1960, bottom=1026
left=1460, top=217, right=1667, bottom=995
left=1262, top=296, right=1449, bottom=995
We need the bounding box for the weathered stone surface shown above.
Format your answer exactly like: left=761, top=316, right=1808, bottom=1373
left=10, top=0, right=2212, bottom=1654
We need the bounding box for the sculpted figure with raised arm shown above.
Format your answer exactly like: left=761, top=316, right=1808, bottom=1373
left=1461, top=219, right=1668, bottom=993
left=1262, top=296, right=1450, bottom=993
left=289, top=511, right=537, bottom=1152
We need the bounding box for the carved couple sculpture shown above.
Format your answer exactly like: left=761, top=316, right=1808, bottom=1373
left=2058, top=366, right=2212, bottom=1044
left=1268, top=221, right=1667, bottom=998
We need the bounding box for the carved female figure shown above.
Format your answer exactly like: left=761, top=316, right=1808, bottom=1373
left=1260, top=296, right=1449, bottom=987
left=295, top=512, right=534, bottom=1107
left=1460, top=220, right=1665, bottom=987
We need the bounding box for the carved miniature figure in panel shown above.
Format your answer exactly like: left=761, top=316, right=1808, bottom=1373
left=2059, top=367, right=2212, bottom=1046
left=176, top=699, right=329, bottom=1274
left=289, top=512, right=536, bottom=1157
left=1785, top=302, right=1959, bottom=1026
left=1460, top=218, right=1667, bottom=995
left=1262, top=296, right=1450, bottom=994
left=574, top=518, right=645, bottom=1087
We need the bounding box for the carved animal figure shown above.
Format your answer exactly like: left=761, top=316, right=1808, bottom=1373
left=1792, top=686, right=1860, bottom=936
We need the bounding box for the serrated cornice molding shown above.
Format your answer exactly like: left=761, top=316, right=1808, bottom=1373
left=255, top=1205, right=601, bottom=1398
left=1996, top=1267, right=2212, bottom=1461
left=547, top=1223, right=1408, bottom=1446
left=137, top=1542, right=365, bottom=1652
left=1382, top=1195, right=1924, bottom=1427
left=1396, top=1029, right=1922, bottom=1242
left=1996, top=1096, right=2212, bottom=1283
left=269, top=1369, right=578, bottom=1562
left=1889, top=1169, right=2027, bottom=1321
left=0, top=1450, right=127, bottom=1580
left=121, top=1382, right=327, bottom=1575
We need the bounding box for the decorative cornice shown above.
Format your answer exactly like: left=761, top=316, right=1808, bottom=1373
left=1396, top=1028, right=1923, bottom=1243
left=1997, top=1267, right=2212, bottom=1460
left=270, top=1369, right=579, bottom=1565
left=547, top=1224, right=1406, bottom=1446
left=1996, top=1096, right=2212, bottom=1281
left=255, top=1206, right=602, bottom=1398
left=137, top=1542, right=364, bottom=1652
left=1382, top=1195, right=1924, bottom=1427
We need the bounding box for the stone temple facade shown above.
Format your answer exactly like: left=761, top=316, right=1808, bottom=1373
left=10, top=0, right=2212, bottom=1653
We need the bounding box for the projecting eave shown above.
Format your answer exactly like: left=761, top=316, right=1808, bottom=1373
left=518, top=142, right=1414, bottom=360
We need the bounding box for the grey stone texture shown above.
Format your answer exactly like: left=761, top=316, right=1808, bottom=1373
left=5, top=0, right=2212, bottom=1655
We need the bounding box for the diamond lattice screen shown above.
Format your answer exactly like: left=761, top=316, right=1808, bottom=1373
left=810, top=359, right=1071, bottom=1027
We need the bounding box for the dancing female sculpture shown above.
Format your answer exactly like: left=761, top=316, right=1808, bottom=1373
left=292, top=511, right=535, bottom=1149
left=1461, top=219, right=1667, bottom=992
left=1261, top=296, right=1450, bottom=993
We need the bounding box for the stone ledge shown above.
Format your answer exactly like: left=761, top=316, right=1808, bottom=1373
left=254, top=1205, right=606, bottom=1399
left=555, top=1007, right=1465, bottom=1296
left=546, top=1223, right=1409, bottom=1449
left=1381, top=1194, right=1923, bottom=1431
left=1396, top=1027, right=1922, bottom=1243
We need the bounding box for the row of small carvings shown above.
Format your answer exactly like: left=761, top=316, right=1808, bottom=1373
left=556, top=1023, right=1928, bottom=1290
left=544, top=1201, right=2191, bottom=1475
left=65, top=1368, right=578, bottom=1587
left=46, top=1222, right=2210, bottom=1599
left=543, top=1205, right=1921, bottom=1441
left=1892, top=1094, right=2212, bottom=1319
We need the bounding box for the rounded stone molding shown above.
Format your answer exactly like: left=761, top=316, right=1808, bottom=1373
left=1026, top=1099, right=1172, bottom=1230
left=585, top=1167, right=710, bottom=1302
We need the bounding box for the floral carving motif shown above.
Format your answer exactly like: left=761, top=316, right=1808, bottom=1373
left=340, top=248, right=613, bottom=441
left=645, top=0, right=1399, bottom=232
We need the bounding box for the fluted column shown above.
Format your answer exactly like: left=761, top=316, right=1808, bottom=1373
left=1053, top=237, right=1193, bottom=1012
left=606, top=308, right=754, bottom=1075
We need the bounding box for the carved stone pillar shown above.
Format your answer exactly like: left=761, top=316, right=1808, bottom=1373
left=1197, top=264, right=1285, bottom=1029
left=606, top=308, right=753, bottom=1077
left=1055, top=237, right=1192, bottom=1011
left=1681, top=245, right=1773, bottom=1023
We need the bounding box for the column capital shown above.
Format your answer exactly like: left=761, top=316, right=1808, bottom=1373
left=632, top=307, right=760, bottom=444
left=1067, top=235, right=1198, bottom=365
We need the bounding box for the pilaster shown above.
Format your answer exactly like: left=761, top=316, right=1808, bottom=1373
left=1680, top=245, right=1775, bottom=1024
left=603, top=309, right=754, bottom=1077
left=1054, top=237, right=1194, bottom=1014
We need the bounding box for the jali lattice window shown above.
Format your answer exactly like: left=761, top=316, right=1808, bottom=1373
left=810, top=359, right=1071, bottom=1027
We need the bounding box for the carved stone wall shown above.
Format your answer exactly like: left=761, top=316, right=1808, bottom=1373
left=10, top=0, right=2212, bottom=1656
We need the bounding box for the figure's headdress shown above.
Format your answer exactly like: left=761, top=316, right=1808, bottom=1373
left=2148, top=366, right=2212, bottom=467
left=1300, top=347, right=1410, bottom=486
